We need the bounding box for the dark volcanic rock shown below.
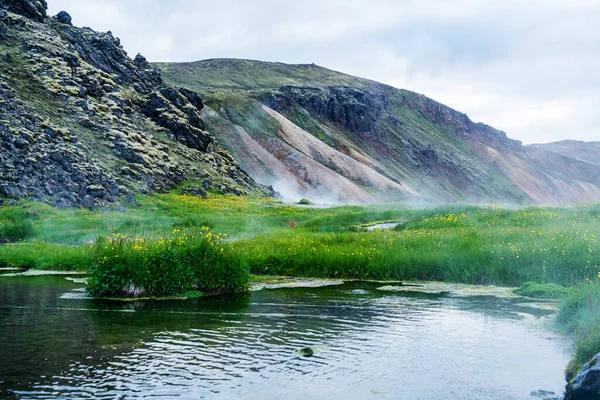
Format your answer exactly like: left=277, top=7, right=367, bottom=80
left=58, top=26, right=162, bottom=94
left=268, top=85, right=388, bottom=135
left=140, top=87, right=213, bottom=151
left=55, top=10, right=71, bottom=25
left=565, top=353, right=600, bottom=400
left=182, top=186, right=207, bottom=197
left=0, top=2, right=268, bottom=208
left=0, top=0, right=47, bottom=21
left=0, top=20, right=8, bottom=40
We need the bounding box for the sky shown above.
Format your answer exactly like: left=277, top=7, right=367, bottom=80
left=47, top=0, right=600, bottom=144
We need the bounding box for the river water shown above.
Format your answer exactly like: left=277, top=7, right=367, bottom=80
left=0, top=275, right=570, bottom=399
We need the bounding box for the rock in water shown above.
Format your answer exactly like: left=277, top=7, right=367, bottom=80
left=297, top=347, right=314, bottom=357
left=530, top=389, right=560, bottom=400
left=55, top=10, right=71, bottom=24
left=565, top=353, right=600, bottom=400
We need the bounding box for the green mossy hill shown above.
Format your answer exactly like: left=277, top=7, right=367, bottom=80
left=0, top=1, right=271, bottom=209
left=156, top=58, right=600, bottom=204
left=153, top=58, right=376, bottom=92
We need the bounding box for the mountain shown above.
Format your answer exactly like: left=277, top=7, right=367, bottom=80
left=1, top=0, right=598, bottom=208
left=0, top=1, right=271, bottom=209
left=156, top=59, right=600, bottom=204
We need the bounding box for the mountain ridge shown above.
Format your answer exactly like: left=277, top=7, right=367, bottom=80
left=156, top=58, right=599, bottom=204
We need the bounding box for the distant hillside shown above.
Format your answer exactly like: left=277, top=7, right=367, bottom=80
left=156, top=59, right=600, bottom=204
left=154, top=59, right=375, bottom=91
left=528, top=140, right=600, bottom=167
left=0, top=2, right=270, bottom=208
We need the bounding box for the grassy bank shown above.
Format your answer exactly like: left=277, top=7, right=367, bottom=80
left=0, top=194, right=599, bottom=367
left=557, top=282, right=600, bottom=377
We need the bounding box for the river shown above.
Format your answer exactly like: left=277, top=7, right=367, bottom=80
left=0, top=275, right=570, bottom=399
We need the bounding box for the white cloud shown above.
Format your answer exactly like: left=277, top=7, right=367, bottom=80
left=46, top=0, right=600, bottom=144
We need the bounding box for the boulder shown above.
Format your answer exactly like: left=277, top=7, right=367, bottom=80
left=81, top=194, right=95, bottom=210
left=182, top=186, right=206, bottom=198
left=55, top=10, right=70, bottom=24
left=297, top=347, right=314, bottom=357
left=565, top=353, right=600, bottom=400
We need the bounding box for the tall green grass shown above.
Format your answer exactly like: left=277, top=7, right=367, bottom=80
left=0, top=242, right=92, bottom=270
left=0, top=207, right=33, bottom=243
left=237, top=206, right=600, bottom=286
left=88, top=230, right=248, bottom=298
left=557, top=282, right=600, bottom=378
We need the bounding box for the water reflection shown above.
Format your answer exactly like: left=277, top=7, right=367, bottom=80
left=0, top=278, right=570, bottom=399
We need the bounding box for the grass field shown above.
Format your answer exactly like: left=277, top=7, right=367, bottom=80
left=1, top=194, right=599, bottom=370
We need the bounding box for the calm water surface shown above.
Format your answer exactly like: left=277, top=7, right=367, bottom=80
left=0, top=276, right=570, bottom=399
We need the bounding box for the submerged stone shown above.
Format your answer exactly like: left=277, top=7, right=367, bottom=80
left=297, top=347, right=314, bottom=357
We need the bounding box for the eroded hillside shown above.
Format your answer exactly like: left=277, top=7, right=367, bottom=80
left=157, top=59, right=600, bottom=204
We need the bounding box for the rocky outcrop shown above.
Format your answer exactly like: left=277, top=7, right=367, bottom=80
left=268, top=85, right=389, bottom=136
left=0, top=79, right=126, bottom=208
left=408, top=92, right=522, bottom=150
left=139, top=86, right=213, bottom=151
left=0, top=0, right=46, bottom=22
left=565, top=353, right=600, bottom=400
left=0, top=0, right=269, bottom=208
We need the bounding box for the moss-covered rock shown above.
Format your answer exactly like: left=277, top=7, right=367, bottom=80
left=0, top=0, right=271, bottom=209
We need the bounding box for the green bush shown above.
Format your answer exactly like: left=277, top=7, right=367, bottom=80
left=87, top=230, right=248, bottom=298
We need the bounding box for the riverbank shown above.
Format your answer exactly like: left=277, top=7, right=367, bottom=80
left=1, top=194, right=599, bottom=377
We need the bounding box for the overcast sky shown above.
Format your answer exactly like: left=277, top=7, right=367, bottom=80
left=47, top=0, right=599, bottom=144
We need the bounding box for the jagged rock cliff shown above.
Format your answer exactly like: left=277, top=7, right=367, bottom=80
left=0, top=1, right=270, bottom=208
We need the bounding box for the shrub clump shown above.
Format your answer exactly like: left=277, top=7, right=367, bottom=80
left=298, top=198, right=312, bottom=205
left=87, top=230, right=248, bottom=298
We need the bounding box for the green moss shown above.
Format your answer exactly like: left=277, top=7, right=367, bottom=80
left=513, top=282, right=568, bottom=298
